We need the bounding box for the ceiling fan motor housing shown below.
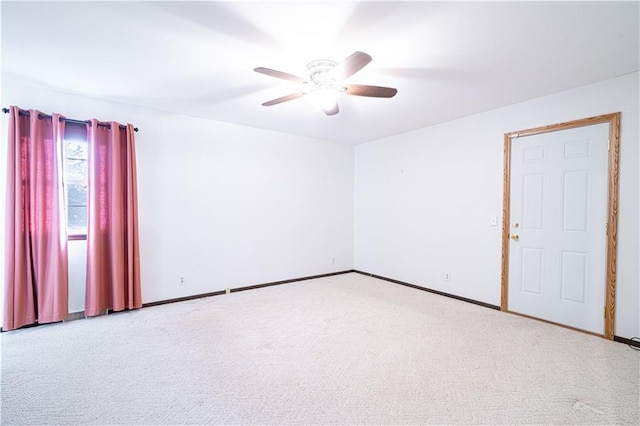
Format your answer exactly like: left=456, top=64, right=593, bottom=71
left=306, top=60, right=337, bottom=88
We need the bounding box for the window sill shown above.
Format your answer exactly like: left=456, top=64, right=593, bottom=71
left=68, top=234, right=87, bottom=241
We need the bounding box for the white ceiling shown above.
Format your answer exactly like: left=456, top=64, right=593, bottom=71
left=2, top=1, right=639, bottom=145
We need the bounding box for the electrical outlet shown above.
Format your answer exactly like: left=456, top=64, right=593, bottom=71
left=332, top=257, right=335, bottom=264
left=179, top=276, right=185, bottom=285
left=445, top=273, right=450, bottom=281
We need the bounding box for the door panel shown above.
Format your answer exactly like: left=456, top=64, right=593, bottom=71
left=560, top=251, right=587, bottom=303
left=562, top=170, right=590, bottom=231
left=522, top=174, right=544, bottom=229
left=508, top=123, right=609, bottom=334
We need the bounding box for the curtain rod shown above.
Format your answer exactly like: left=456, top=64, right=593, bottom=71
left=2, top=107, right=139, bottom=132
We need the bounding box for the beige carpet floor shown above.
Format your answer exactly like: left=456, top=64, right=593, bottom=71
left=1, top=272, right=638, bottom=425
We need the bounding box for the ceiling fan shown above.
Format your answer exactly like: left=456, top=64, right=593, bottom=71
left=254, top=51, right=397, bottom=116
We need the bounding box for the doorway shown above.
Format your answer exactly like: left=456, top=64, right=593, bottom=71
left=500, top=113, right=620, bottom=339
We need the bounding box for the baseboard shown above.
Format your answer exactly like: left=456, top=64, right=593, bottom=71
left=143, top=290, right=227, bottom=308
left=143, top=270, right=355, bottom=308
left=66, top=311, right=85, bottom=321
left=614, top=335, right=640, bottom=348
left=353, top=270, right=501, bottom=311
left=230, top=270, right=355, bottom=293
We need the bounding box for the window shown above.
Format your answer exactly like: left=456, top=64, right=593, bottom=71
left=63, top=124, right=88, bottom=239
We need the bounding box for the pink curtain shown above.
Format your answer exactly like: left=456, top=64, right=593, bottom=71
left=3, top=106, right=69, bottom=331
left=85, top=119, right=141, bottom=316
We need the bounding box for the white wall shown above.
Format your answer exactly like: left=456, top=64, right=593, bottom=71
left=2, top=72, right=637, bottom=339
left=354, top=72, right=639, bottom=339
left=0, top=76, right=355, bottom=325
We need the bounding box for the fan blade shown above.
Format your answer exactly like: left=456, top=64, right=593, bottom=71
left=324, top=103, right=339, bottom=116
left=332, top=51, right=372, bottom=80
left=261, top=92, right=306, bottom=106
left=343, top=84, right=397, bottom=98
left=254, top=67, right=308, bottom=84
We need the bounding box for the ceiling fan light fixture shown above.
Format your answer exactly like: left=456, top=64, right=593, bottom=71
left=307, top=87, right=340, bottom=112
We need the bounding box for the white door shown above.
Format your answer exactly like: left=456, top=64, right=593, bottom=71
left=508, top=123, right=609, bottom=334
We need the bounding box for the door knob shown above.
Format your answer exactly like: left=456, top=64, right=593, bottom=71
left=511, top=234, right=520, bottom=241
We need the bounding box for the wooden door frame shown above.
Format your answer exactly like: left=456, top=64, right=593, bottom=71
left=500, top=112, right=621, bottom=340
